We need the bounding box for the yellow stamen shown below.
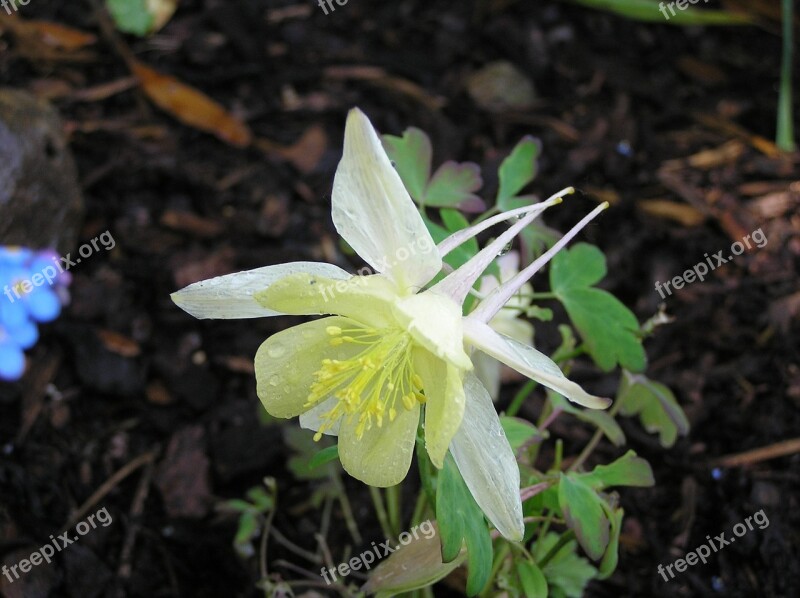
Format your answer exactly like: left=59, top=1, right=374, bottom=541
left=305, top=326, right=420, bottom=440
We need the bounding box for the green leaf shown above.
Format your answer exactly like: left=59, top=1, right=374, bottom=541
left=534, top=533, right=597, bottom=598
left=568, top=0, right=752, bottom=25
left=550, top=244, right=646, bottom=372
left=548, top=391, right=625, bottom=447
left=283, top=427, right=338, bottom=480
left=421, top=214, right=476, bottom=273
left=425, top=162, right=485, bottom=212
left=436, top=454, right=493, bottom=595
left=525, top=305, right=553, bottom=322
left=557, top=474, right=610, bottom=560
left=245, top=486, right=274, bottom=512
left=234, top=511, right=259, bottom=547
left=107, top=0, right=155, bottom=36
left=497, top=136, right=541, bottom=210
left=578, top=450, right=655, bottom=490
left=307, top=444, right=339, bottom=472
left=549, top=242, right=606, bottom=289
left=617, top=371, right=689, bottom=448
left=519, top=220, right=560, bottom=262
left=517, top=559, right=548, bottom=598
left=440, top=209, right=478, bottom=253
left=382, top=127, right=432, bottom=203
left=598, top=506, right=624, bottom=579
left=500, top=416, right=540, bottom=451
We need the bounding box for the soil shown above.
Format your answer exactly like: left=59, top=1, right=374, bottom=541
left=0, top=1, right=798, bottom=597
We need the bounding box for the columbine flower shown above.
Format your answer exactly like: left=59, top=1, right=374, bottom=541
left=171, top=108, right=609, bottom=541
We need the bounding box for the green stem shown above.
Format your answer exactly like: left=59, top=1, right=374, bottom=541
left=480, top=542, right=510, bottom=598
left=332, top=471, right=362, bottom=544
left=537, top=530, right=575, bottom=568
left=410, top=490, right=428, bottom=526
left=386, top=484, right=401, bottom=536
left=369, top=486, right=394, bottom=541
left=518, top=292, right=557, bottom=301
left=568, top=398, right=624, bottom=472
left=506, top=379, right=537, bottom=417
left=777, top=0, right=796, bottom=151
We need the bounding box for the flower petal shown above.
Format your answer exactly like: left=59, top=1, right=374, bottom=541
left=437, top=190, right=567, bottom=259
left=255, top=271, right=398, bottom=329
left=471, top=351, right=502, bottom=402
left=332, top=108, right=441, bottom=291
left=171, top=261, right=350, bottom=320
left=450, top=372, right=524, bottom=541
left=338, top=401, right=420, bottom=487
left=463, top=319, right=611, bottom=409
left=254, top=316, right=363, bottom=418
left=391, top=290, right=472, bottom=371
left=299, top=397, right=341, bottom=436
left=413, top=348, right=465, bottom=469
left=470, top=202, right=609, bottom=323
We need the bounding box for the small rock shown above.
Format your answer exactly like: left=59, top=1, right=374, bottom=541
left=0, top=89, right=84, bottom=254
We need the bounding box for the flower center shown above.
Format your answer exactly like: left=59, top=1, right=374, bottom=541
left=306, top=324, right=425, bottom=440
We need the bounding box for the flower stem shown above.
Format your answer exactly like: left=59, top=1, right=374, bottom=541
left=386, top=483, right=401, bottom=536
left=537, top=530, right=576, bottom=568
left=568, top=397, right=624, bottom=472
left=369, top=486, right=394, bottom=541
left=506, top=379, right=536, bottom=417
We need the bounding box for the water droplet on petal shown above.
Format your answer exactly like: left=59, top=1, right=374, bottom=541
left=268, top=375, right=280, bottom=387
left=498, top=241, right=512, bottom=256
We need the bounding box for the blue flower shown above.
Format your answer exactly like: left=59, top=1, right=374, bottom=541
left=0, top=246, right=70, bottom=382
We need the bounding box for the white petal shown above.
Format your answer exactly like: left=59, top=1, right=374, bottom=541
left=470, top=202, right=609, bottom=323
left=299, top=397, right=341, bottom=436
left=437, top=190, right=569, bottom=259
left=471, top=351, right=502, bottom=401
left=432, top=207, right=541, bottom=305
left=463, top=319, right=611, bottom=409
left=332, top=108, right=441, bottom=291
left=171, top=262, right=350, bottom=319
left=450, top=373, right=524, bottom=541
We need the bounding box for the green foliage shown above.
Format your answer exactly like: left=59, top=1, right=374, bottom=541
left=436, top=454, right=493, bottom=595
left=558, top=473, right=610, bottom=560
left=500, top=416, right=540, bottom=451
left=566, top=0, right=752, bottom=25
left=550, top=243, right=646, bottom=372
left=617, top=370, right=690, bottom=447
left=106, top=0, right=154, bottom=36
left=497, top=136, right=541, bottom=211
left=383, top=128, right=484, bottom=211
left=219, top=480, right=275, bottom=558
left=533, top=533, right=597, bottom=598
left=578, top=450, right=655, bottom=490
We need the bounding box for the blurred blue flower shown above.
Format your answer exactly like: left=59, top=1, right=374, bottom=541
left=0, top=246, right=70, bottom=382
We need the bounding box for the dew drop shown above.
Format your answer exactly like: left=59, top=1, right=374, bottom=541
left=268, top=375, right=280, bottom=387
left=498, top=241, right=512, bottom=257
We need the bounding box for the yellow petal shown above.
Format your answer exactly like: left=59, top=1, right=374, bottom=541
left=254, top=272, right=398, bottom=329
left=337, top=400, right=420, bottom=487
left=254, top=316, right=362, bottom=418
left=413, top=348, right=465, bottom=469
left=391, top=290, right=472, bottom=371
